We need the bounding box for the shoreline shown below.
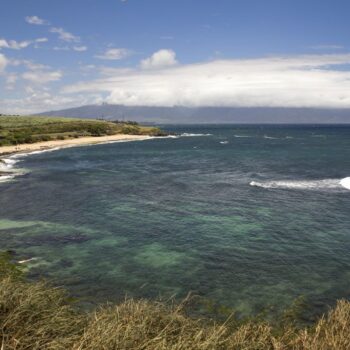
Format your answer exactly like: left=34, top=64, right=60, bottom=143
left=0, top=134, right=154, bottom=157
left=0, top=134, right=155, bottom=183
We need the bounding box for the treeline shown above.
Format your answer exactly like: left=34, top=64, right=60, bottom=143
left=0, top=116, right=166, bottom=146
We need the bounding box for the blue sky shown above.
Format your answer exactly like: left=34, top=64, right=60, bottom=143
left=1, top=0, right=350, bottom=113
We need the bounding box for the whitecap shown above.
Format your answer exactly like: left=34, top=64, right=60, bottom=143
left=18, top=257, right=38, bottom=264
left=9, top=147, right=63, bottom=159
left=263, top=135, right=279, bottom=139
left=250, top=178, right=349, bottom=191
left=1, top=158, right=18, bottom=167
left=234, top=135, right=253, bottom=138
left=340, top=177, right=350, bottom=190
left=0, top=154, right=30, bottom=184
left=220, top=141, right=229, bottom=144
left=0, top=174, right=16, bottom=183
left=180, top=133, right=212, bottom=137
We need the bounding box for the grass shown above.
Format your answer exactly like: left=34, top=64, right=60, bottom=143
left=1, top=253, right=350, bottom=349
left=0, top=115, right=166, bottom=146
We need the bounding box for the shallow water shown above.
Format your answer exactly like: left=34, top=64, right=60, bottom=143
left=1, top=125, right=350, bottom=318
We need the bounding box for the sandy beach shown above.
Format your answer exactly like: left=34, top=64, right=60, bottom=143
left=0, top=134, right=153, bottom=156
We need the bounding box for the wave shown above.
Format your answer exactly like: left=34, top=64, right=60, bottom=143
left=234, top=135, right=292, bottom=140
left=180, top=133, right=212, bottom=137
left=0, top=158, right=18, bottom=168
left=0, top=137, right=170, bottom=184
left=0, top=157, right=21, bottom=183
left=9, top=147, right=65, bottom=159
left=340, top=177, right=350, bottom=190
left=0, top=174, right=16, bottom=183
left=250, top=178, right=350, bottom=191
left=0, top=151, right=43, bottom=184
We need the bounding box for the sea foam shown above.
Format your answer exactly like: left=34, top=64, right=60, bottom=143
left=180, top=133, right=212, bottom=137
left=0, top=174, right=16, bottom=183
left=250, top=178, right=350, bottom=191
left=340, top=177, right=350, bottom=190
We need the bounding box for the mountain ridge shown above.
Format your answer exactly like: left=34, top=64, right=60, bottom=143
left=38, top=104, right=350, bottom=124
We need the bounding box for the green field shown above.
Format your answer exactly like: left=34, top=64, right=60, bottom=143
left=0, top=116, right=165, bottom=146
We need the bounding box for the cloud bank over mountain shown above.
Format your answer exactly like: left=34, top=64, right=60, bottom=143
left=64, top=53, right=350, bottom=109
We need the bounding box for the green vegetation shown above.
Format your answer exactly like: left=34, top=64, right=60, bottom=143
left=0, top=116, right=166, bottom=146
left=1, top=253, right=350, bottom=349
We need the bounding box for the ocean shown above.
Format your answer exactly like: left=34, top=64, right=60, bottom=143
left=1, top=124, right=349, bottom=319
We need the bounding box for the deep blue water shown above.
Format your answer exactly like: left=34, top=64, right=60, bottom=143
left=1, top=125, right=350, bottom=318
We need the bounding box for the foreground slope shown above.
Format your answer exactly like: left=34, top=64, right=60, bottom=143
left=0, top=253, right=350, bottom=350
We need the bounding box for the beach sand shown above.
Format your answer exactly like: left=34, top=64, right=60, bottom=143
left=0, top=134, right=153, bottom=156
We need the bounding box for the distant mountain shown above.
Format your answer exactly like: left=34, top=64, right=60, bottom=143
left=39, top=104, right=350, bottom=124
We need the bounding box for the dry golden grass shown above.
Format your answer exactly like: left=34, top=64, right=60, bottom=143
left=291, top=299, right=350, bottom=350
left=0, top=255, right=349, bottom=350
left=0, top=278, right=84, bottom=350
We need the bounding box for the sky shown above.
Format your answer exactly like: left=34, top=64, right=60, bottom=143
left=1, top=0, right=350, bottom=114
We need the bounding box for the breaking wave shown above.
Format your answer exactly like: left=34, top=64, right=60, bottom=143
left=250, top=177, right=350, bottom=191
left=180, top=133, right=212, bottom=137
left=340, top=177, right=350, bottom=190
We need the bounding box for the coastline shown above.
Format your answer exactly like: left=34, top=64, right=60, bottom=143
left=0, top=134, right=153, bottom=156
left=0, top=134, right=155, bottom=183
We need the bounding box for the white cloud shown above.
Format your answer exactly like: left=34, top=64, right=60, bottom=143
left=63, top=53, right=350, bottom=108
left=9, top=59, right=49, bottom=71
left=95, top=48, right=131, bottom=60
left=0, top=92, right=103, bottom=115
left=25, top=16, right=49, bottom=25
left=36, top=38, right=48, bottom=43
left=6, top=74, right=17, bottom=84
left=50, top=27, right=80, bottom=42
left=0, top=39, right=32, bottom=50
left=22, top=60, right=49, bottom=71
left=52, top=45, right=87, bottom=51
left=53, top=46, right=70, bottom=51
left=99, top=67, right=133, bottom=76
left=81, top=64, right=96, bottom=70
left=9, top=40, right=32, bottom=49
left=0, top=53, right=7, bottom=72
left=140, top=49, right=178, bottom=69
left=5, top=73, right=18, bottom=90
left=73, top=46, right=87, bottom=52
left=0, top=38, right=47, bottom=50
left=0, top=39, right=9, bottom=49
left=22, top=70, right=62, bottom=84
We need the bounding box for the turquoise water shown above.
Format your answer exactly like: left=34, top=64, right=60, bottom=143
left=1, top=125, right=350, bottom=318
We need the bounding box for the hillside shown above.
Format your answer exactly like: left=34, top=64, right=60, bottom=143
left=0, top=115, right=165, bottom=146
